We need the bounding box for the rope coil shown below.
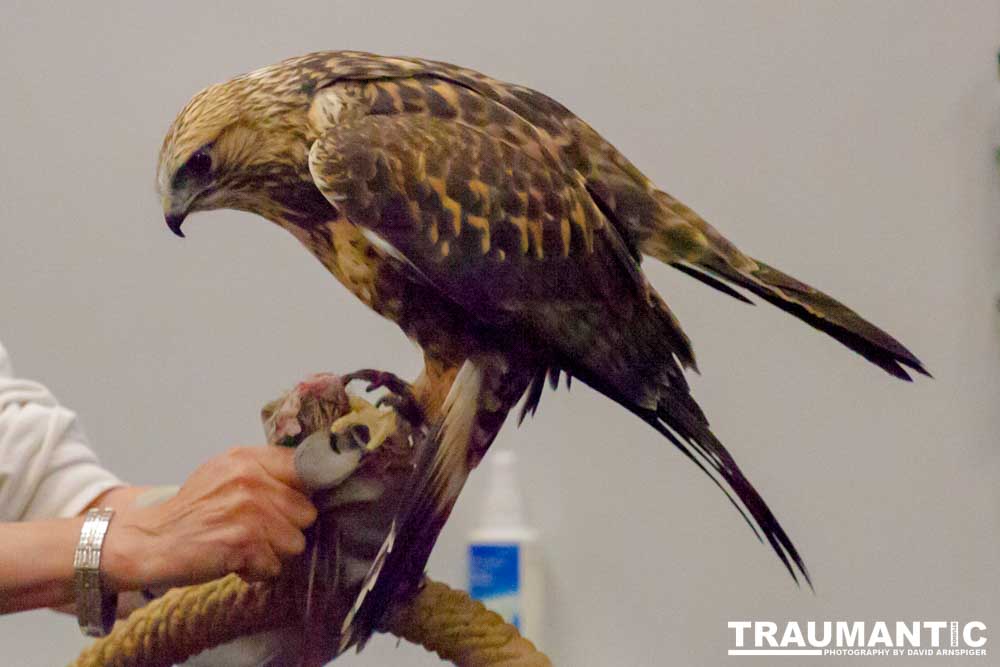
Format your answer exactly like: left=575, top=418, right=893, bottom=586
left=70, top=575, right=551, bottom=667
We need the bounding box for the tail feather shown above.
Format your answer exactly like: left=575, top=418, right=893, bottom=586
left=645, top=190, right=927, bottom=380
left=670, top=261, right=754, bottom=304
left=572, top=368, right=812, bottom=587
left=649, top=387, right=810, bottom=587
left=694, top=256, right=929, bottom=380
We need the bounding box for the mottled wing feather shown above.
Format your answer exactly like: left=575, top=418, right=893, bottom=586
left=309, top=113, right=693, bottom=406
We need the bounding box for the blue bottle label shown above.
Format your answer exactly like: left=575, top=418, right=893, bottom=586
left=468, top=543, right=521, bottom=630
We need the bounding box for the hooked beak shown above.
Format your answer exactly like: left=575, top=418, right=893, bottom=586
left=165, top=211, right=187, bottom=238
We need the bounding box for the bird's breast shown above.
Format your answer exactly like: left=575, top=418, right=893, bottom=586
left=281, top=216, right=494, bottom=366
left=279, top=215, right=395, bottom=317
left=324, top=218, right=401, bottom=316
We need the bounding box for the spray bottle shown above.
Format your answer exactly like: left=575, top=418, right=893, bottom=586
left=467, top=449, right=543, bottom=645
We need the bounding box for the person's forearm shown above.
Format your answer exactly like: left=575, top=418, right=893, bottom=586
left=0, top=446, right=315, bottom=616
left=0, top=485, right=152, bottom=615
left=86, top=485, right=151, bottom=514
left=0, top=515, right=87, bottom=613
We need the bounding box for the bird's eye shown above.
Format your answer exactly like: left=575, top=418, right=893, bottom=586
left=174, top=146, right=213, bottom=188
left=185, top=148, right=213, bottom=178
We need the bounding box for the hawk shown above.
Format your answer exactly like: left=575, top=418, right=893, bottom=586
left=158, top=51, right=926, bottom=645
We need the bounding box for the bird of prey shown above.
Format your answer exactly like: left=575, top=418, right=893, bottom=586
left=158, top=51, right=926, bottom=645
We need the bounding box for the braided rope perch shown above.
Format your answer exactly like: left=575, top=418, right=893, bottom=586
left=70, top=575, right=551, bottom=667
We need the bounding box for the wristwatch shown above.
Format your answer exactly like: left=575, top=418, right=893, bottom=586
left=74, top=508, right=118, bottom=637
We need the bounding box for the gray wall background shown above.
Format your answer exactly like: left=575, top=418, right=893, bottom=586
left=2, top=1, right=998, bottom=665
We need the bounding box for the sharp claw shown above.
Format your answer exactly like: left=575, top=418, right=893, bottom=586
left=342, top=369, right=381, bottom=387
left=346, top=423, right=371, bottom=450
left=343, top=369, right=423, bottom=425
left=376, top=394, right=422, bottom=426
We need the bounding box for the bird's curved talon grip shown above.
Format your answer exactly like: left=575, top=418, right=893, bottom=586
left=294, top=429, right=365, bottom=492
left=333, top=423, right=371, bottom=454
left=343, top=369, right=423, bottom=425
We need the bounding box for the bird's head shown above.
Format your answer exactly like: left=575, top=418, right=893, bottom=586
left=157, top=63, right=318, bottom=237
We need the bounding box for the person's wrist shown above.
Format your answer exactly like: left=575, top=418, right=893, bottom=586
left=99, top=509, right=158, bottom=593
left=74, top=508, right=118, bottom=636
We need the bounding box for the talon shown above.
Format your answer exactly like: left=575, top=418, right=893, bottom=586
left=376, top=393, right=423, bottom=426
left=342, top=369, right=405, bottom=394
left=342, top=368, right=378, bottom=386
left=342, top=423, right=371, bottom=451
left=343, top=369, right=423, bottom=426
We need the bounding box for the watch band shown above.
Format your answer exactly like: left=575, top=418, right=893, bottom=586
left=74, top=508, right=118, bottom=637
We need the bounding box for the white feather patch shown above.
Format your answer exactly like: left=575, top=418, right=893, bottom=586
left=360, top=228, right=407, bottom=263
left=358, top=227, right=436, bottom=287
left=339, top=518, right=396, bottom=653
left=434, top=360, right=483, bottom=510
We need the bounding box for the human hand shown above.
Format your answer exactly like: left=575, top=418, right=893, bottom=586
left=101, top=446, right=317, bottom=592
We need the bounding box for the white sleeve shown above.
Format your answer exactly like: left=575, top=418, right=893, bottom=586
left=0, top=340, right=123, bottom=521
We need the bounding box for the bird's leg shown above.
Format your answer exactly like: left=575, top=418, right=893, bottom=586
left=342, top=368, right=423, bottom=425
